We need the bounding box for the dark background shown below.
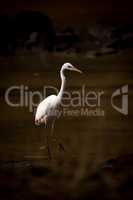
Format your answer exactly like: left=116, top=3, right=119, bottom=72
left=0, top=0, right=133, bottom=25
left=0, top=1, right=133, bottom=200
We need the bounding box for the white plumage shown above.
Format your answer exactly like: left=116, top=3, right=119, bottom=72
left=34, top=62, right=82, bottom=159
left=35, top=95, right=58, bottom=125
left=35, top=62, right=82, bottom=126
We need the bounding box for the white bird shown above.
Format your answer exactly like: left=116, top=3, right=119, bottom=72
left=35, top=62, right=82, bottom=159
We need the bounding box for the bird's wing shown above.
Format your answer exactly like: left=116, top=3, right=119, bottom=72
left=35, top=95, right=57, bottom=120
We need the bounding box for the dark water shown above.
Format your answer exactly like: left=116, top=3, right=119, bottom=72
left=0, top=51, right=133, bottom=199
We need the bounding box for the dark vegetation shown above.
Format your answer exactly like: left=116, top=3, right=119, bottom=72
left=0, top=11, right=133, bottom=56
left=0, top=11, right=55, bottom=54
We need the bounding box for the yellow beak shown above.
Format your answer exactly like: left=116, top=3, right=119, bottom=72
left=73, top=67, right=83, bottom=73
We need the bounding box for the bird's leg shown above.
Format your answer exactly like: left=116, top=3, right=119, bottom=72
left=45, top=118, right=52, bottom=160
left=40, top=116, right=48, bottom=150
left=58, top=143, right=65, bottom=153
left=51, top=120, right=65, bottom=153
left=50, top=119, right=55, bottom=138
left=46, top=131, right=52, bottom=160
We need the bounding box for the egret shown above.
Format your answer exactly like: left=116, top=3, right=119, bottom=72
left=35, top=62, right=82, bottom=159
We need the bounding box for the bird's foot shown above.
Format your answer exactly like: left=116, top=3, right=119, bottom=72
left=58, top=143, right=65, bottom=152
left=52, top=138, right=65, bottom=153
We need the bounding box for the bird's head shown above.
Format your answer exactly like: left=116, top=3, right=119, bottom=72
left=61, top=63, right=82, bottom=73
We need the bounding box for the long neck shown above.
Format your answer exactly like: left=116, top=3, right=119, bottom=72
left=57, top=69, right=66, bottom=99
